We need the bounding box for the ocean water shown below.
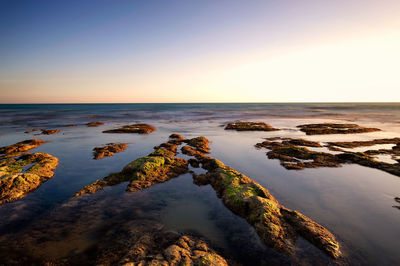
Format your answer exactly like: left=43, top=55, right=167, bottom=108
left=0, top=103, right=399, bottom=265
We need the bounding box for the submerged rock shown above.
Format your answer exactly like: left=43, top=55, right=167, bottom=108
left=0, top=152, right=58, bottom=204
left=93, top=143, right=128, bottom=160
left=75, top=136, right=188, bottom=196
left=225, top=121, right=279, bottom=131
left=297, top=123, right=380, bottom=135
left=40, top=129, right=61, bottom=135
left=0, top=139, right=46, bottom=155
left=193, top=156, right=341, bottom=259
left=86, top=121, right=104, bottom=127
left=103, top=123, right=156, bottom=134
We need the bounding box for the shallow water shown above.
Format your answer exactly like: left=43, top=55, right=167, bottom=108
left=0, top=103, right=399, bottom=265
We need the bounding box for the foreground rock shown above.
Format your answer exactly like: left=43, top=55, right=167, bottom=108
left=297, top=123, right=380, bottom=135
left=225, top=121, right=279, bottom=131
left=191, top=155, right=340, bottom=259
left=93, top=143, right=128, bottom=160
left=75, top=135, right=187, bottom=196
left=86, top=121, right=104, bottom=127
left=256, top=138, right=342, bottom=170
left=0, top=139, right=46, bottom=155
left=103, top=123, right=156, bottom=134
left=117, top=233, right=229, bottom=266
left=0, top=152, right=58, bottom=204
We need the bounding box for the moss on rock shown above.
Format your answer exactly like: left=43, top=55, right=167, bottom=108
left=0, top=152, right=58, bottom=204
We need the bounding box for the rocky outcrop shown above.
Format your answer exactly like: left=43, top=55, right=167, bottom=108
left=75, top=136, right=188, bottom=197
left=0, top=139, right=46, bottom=155
left=103, top=124, right=156, bottom=134
left=328, top=138, right=400, bottom=148
left=40, top=129, right=61, bottom=135
left=256, top=137, right=400, bottom=177
left=86, top=121, right=104, bottom=127
left=93, top=143, right=128, bottom=160
left=225, top=121, right=279, bottom=131
left=297, top=123, right=380, bottom=135
left=0, top=152, right=58, bottom=204
left=193, top=156, right=341, bottom=259
left=118, top=234, right=228, bottom=266
left=255, top=138, right=342, bottom=170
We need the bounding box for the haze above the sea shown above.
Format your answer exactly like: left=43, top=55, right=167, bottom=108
left=0, top=0, right=399, bottom=103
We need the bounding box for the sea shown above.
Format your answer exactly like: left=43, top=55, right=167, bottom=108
left=0, top=103, right=399, bottom=265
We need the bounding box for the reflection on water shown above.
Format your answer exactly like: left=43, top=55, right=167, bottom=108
left=0, top=104, right=400, bottom=265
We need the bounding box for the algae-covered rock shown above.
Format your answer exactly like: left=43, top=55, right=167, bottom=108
left=0, top=153, right=58, bottom=204
left=184, top=136, right=210, bottom=154
left=0, top=139, right=46, bottom=155
left=103, top=123, right=156, bottom=134
left=297, top=123, right=380, bottom=135
left=93, top=143, right=127, bottom=160
left=194, top=156, right=341, bottom=259
left=225, top=121, right=279, bottom=131
left=75, top=137, right=188, bottom=196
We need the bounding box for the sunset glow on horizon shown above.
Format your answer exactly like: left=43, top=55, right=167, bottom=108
left=1, top=0, right=399, bottom=103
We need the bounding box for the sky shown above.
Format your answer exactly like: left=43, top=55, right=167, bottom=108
left=0, top=0, right=399, bottom=103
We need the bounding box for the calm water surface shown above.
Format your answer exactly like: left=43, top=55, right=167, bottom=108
left=0, top=103, right=399, bottom=265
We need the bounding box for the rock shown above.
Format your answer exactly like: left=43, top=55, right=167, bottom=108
left=24, top=129, right=37, bottom=133
left=225, top=121, right=279, bottom=131
left=0, top=139, right=46, bottom=155
left=103, top=124, right=156, bottom=134
left=64, top=124, right=77, bottom=127
left=0, top=152, right=59, bottom=204
left=86, top=121, right=104, bottom=127
left=328, top=138, right=400, bottom=148
left=120, top=234, right=228, bottom=266
left=40, top=129, right=61, bottom=135
left=75, top=137, right=188, bottom=197
left=297, top=123, right=381, bottom=135
left=255, top=138, right=342, bottom=170
left=169, top=134, right=185, bottom=141
left=93, top=143, right=128, bottom=160
left=193, top=155, right=341, bottom=259
left=183, top=136, right=210, bottom=154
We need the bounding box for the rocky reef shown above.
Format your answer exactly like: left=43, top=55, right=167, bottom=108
left=192, top=155, right=341, bottom=259
left=297, top=123, right=381, bottom=135
left=256, top=137, right=400, bottom=177
left=0, top=139, right=46, bottom=155
left=86, top=121, right=104, bottom=127
left=255, top=138, right=342, bottom=170
left=225, top=121, right=279, bottom=131
left=103, top=123, right=156, bottom=134
left=75, top=135, right=188, bottom=196
left=93, top=143, right=128, bottom=160
left=0, top=152, right=58, bottom=204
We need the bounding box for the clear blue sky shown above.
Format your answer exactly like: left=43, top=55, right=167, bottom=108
left=1, top=0, right=399, bottom=103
